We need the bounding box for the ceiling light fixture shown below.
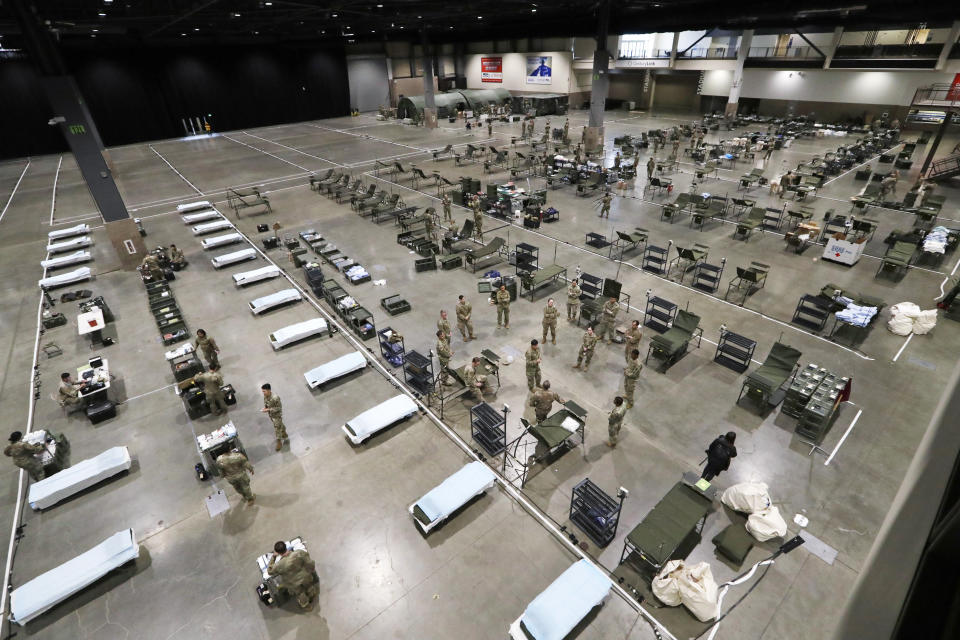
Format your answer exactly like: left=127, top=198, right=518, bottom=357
left=478, top=15, right=483, bottom=19
left=232, top=12, right=241, bottom=17
left=98, top=11, right=106, bottom=16
left=92, top=28, right=99, bottom=32
left=531, top=8, right=537, bottom=12
left=332, top=13, right=338, bottom=17
left=194, top=27, right=199, bottom=31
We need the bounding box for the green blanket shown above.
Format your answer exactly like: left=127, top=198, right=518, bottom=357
left=626, top=483, right=712, bottom=566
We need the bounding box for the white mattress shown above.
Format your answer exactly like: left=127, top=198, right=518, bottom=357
left=10, top=528, right=139, bottom=625
left=410, top=461, right=497, bottom=533
left=41, top=250, right=92, bottom=270
left=249, top=288, right=302, bottom=315
left=48, top=223, right=90, bottom=240
left=164, top=343, right=194, bottom=360
left=28, top=446, right=132, bottom=510
left=342, top=394, right=418, bottom=444
left=270, top=317, right=329, bottom=350
left=211, top=248, right=256, bottom=268
left=177, top=200, right=211, bottom=212
left=46, top=236, right=92, bottom=254
left=39, top=267, right=92, bottom=289
left=201, top=232, right=243, bottom=249
left=303, top=350, right=365, bottom=386
left=233, top=265, right=281, bottom=286
left=510, top=560, right=611, bottom=640
left=182, top=210, right=222, bottom=223
left=192, top=219, right=233, bottom=235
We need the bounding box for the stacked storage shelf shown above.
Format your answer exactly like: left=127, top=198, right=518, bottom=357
left=691, top=261, right=724, bottom=293
left=378, top=327, right=405, bottom=367
left=792, top=294, right=832, bottom=332
left=644, top=296, right=677, bottom=333
left=515, top=243, right=539, bottom=277
left=577, top=272, right=603, bottom=326
left=642, top=244, right=669, bottom=274
left=796, top=373, right=850, bottom=443
left=403, top=349, right=434, bottom=396
left=470, top=402, right=506, bottom=456
left=569, top=478, right=623, bottom=547
left=713, top=330, right=756, bottom=373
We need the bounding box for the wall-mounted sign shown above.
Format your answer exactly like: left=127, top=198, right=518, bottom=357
left=616, top=59, right=671, bottom=69
left=481, top=57, right=503, bottom=83
left=526, top=56, right=553, bottom=84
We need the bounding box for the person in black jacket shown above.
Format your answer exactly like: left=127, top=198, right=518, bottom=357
left=701, top=432, right=737, bottom=481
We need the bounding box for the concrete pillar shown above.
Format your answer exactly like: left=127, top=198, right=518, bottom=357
left=936, top=21, right=960, bottom=71
left=585, top=0, right=611, bottom=154
left=647, top=72, right=657, bottom=111
left=823, top=26, right=844, bottom=69
left=725, top=29, right=753, bottom=118
left=421, top=31, right=438, bottom=129
left=669, top=31, right=680, bottom=68
left=453, top=41, right=466, bottom=89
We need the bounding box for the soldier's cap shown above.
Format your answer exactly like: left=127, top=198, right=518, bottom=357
left=9, top=431, right=22, bottom=442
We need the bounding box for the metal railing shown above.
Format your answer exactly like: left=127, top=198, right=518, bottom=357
left=616, top=43, right=672, bottom=60
left=746, top=45, right=821, bottom=59
left=928, top=155, right=960, bottom=179
left=833, top=43, right=941, bottom=59
left=912, top=84, right=960, bottom=107
left=679, top=47, right=738, bottom=59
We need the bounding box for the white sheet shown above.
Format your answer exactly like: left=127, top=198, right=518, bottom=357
left=177, top=200, right=211, bottom=212
left=270, top=317, right=329, bottom=350
left=165, top=343, right=195, bottom=360
left=233, top=265, right=281, bottom=286
left=342, top=394, right=417, bottom=444
left=182, top=210, right=222, bottom=224
left=410, top=461, right=496, bottom=533
left=46, top=236, right=92, bottom=254
left=249, top=288, right=302, bottom=315
left=192, top=219, right=233, bottom=235
left=39, top=267, right=92, bottom=289
left=28, top=447, right=132, bottom=510
left=48, top=224, right=90, bottom=240
left=511, top=559, right=611, bottom=640
left=303, top=350, right=365, bottom=385
left=41, top=250, right=92, bottom=269
left=211, top=248, right=256, bottom=269
left=10, top=529, right=139, bottom=625
left=201, top=232, right=243, bottom=249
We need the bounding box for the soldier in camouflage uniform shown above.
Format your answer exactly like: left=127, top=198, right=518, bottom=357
left=437, top=310, right=452, bottom=343
left=607, top=396, right=627, bottom=447
left=572, top=327, right=598, bottom=371
left=599, top=192, right=612, bottom=218
left=529, top=380, right=563, bottom=423
left=566, top=279, right=582, bottom=321
left=140, top=253, right=163, bottom=281
left=647, top=156, right=656, bottom=181
left=623, top=319, right=642, bottom=363
left=462, top=357, right=487, bottom=402
left=495, top=284, right=511, bottom=328
left=541, top=298, right=558, bottom=344
left=268, top=541, right=319, bottom=611
left=261, top=383, right=288, bottom=451
left=623, top=349, right=642, bottom=409
left=456, top=295, right=475, bottom=340
left=194, top=364, right=228, bottom=416
left=471, top=197, right=484, bottom=238
left=215, top=448, right=255, bottom=503
left=442, top=194, right=453, bottom=223
left=596, top=297, right=620, bottom=343
left=194, top=329, right=221, bottom=369
left=525, top=339, right=542, bottom=391
left=436, top=330, right=453, bottom=386
left=4, top=431, right=45, bottom=481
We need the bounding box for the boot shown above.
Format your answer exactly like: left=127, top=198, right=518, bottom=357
left=275, top=439, right=282, bottom=451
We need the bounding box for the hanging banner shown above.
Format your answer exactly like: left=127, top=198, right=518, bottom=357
left=947, top=73, right=960, bottom=102
left=526, top=55, right=553, bottom=84
left=481, top=57, right=503, bottom=83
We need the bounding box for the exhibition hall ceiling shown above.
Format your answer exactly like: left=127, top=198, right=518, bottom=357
left=0, top=1, right=955, bottom=48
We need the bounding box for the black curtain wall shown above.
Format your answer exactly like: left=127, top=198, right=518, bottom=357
left=0, top=43, right=350, bottom=159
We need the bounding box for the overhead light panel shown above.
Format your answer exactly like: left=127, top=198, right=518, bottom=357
left=98, top=12, right=106, bottom=16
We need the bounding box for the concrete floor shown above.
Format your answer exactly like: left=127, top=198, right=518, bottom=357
left=0, top=108, right=958, bottom=640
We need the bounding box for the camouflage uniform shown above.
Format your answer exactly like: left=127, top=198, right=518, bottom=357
left=574, top=331, right=599, bottom=370
left=599, top=193, right=612, bottom=218
left=436, top=337, right=453, bottom=385
left=530, top=388, right=561, bottom=423
left=647, top=157, right=655, bottom=179
left=194, top=370, right=227, bottom=415
left=472, top=200, right=483, bottom=238
left=524, top=347, right=542, bottom=391
left=215, top=450, right=254, bottom=502
left=608, top=403, right=627, bottom=444
left=624, top=358, right=642, bottom=408
left=462, top=363, right=486, bottom=402
left=456, top=300, right=475, bottom=340
left=442, top=195, right=453, bottom=222
left=264, top=394, right=287, bottom=442
left=541, top=305, right=559, bottom=344
left=4, top=440, right=45, bottom=481
left=596, top=299, right=620, bottom=342
left=623, top=325, right=642, bottom=363
left=566, top=282, right=582, bottom=321
left=141, top=254, right=163, bottom=281
left=268, top=549, right=319, bottom=609
left=495, top=288, right=511, bottom=327
left=170, top=246, right=186, bottom=267
left=437, top=315, right=452, bottom=343
left=58, top=379, right=84, bottom=407
left=195, top=334, right=220, bottom=368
